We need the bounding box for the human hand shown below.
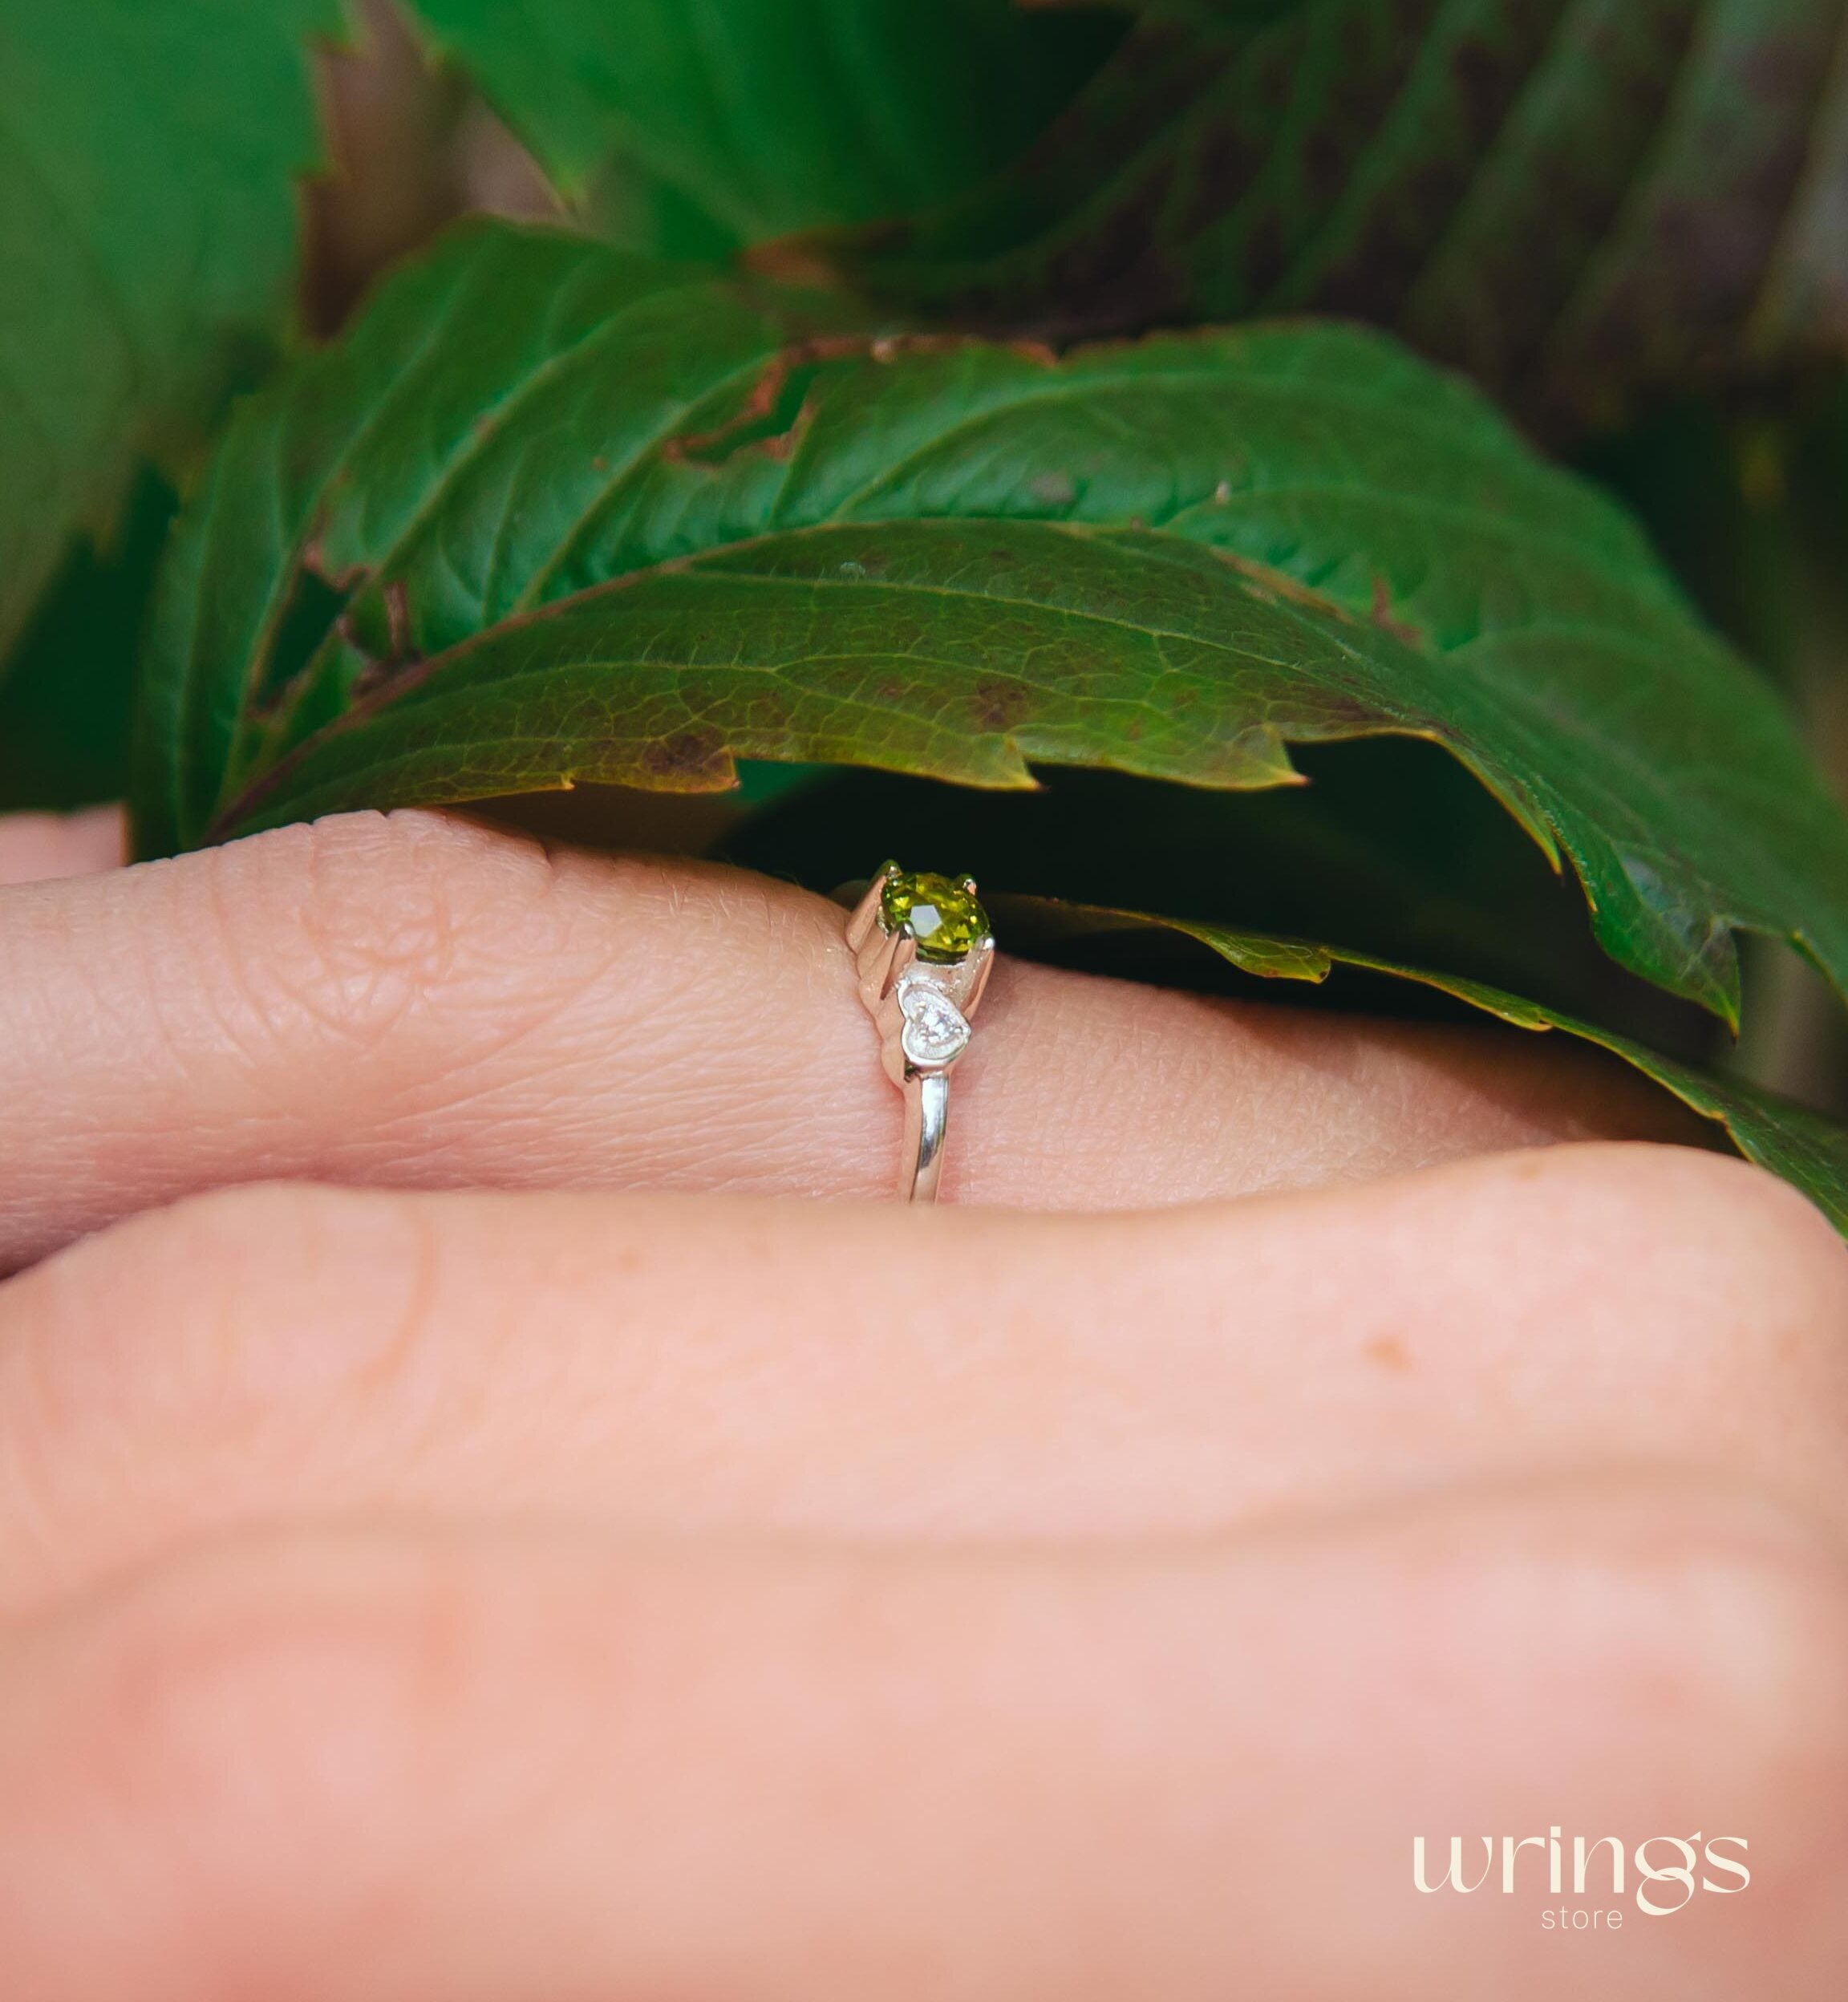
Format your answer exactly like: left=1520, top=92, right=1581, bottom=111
left=0, top=808, right=1842, bottom=1999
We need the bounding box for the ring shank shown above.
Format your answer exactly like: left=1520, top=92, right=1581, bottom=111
left=901, top=1071, right=951, bottom=1203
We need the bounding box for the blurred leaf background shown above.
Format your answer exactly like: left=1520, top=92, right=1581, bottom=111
left=5, top=0, right=1848, bottom=1199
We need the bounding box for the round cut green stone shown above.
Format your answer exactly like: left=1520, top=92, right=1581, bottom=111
left=880, top=870, right=988, bottom=962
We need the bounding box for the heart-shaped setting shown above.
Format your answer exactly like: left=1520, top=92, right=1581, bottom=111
left=897, top=975, right=971, bottom=1068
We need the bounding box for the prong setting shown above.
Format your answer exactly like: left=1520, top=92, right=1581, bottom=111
left=845, top=861, right=902, bottom=954
left=849, top=864, right=993, bottom=1198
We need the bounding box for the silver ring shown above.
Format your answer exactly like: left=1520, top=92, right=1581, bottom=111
left=845, top=863, right=995, bottom=1203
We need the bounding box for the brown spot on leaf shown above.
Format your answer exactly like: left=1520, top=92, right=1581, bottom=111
left=1371, top=573, right=1423, bottom=648
left=638, top=727, right=731, bottom=785
left=1216, top=548, right=1348, bottom=620
left=973, top=679, right=1030, bottom=732
left=384, top=578, right=413, bottom=661
left=759, top=395, right=815, bottom=460
left=664, top=333, right=969, bottom=467
left=741, top=233, right=846, bottom=290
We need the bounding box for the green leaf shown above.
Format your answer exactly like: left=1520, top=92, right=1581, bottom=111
left=994, top=893, right=1848, bottom=1232
left=1059, top=1, right=1310, bottom=19
left=0, top=0, right=336, bottom=666
left=0, top=468, right=176, bottom=811
left=841, top=0, right=1848, bottom=437
left=134, top=221, right=1848, bottom=1031
left=405, top=0, right=1117, bottom=252
left=719, top=756, right=1724, bottom=1063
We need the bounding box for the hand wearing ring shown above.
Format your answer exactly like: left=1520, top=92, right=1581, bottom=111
left=845, top=863, right=995, bottom=1203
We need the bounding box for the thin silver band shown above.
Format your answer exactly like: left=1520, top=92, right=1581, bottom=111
left=845, top=866, right=994, bottom=1204
left=902, top=1072, right=951, bottom=1204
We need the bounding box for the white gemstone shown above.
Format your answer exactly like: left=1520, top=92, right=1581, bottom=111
left=898, top=975, right=971, bottom=1067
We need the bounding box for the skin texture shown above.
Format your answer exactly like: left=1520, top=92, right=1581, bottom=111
left=0, top=808, right=1701, bottom=1264
left=0, top=804, right=1842, bottom=2000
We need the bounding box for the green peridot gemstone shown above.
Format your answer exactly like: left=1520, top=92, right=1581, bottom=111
left=880, top=869, right=989, bottom=962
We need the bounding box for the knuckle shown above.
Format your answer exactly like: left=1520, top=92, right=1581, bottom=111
left=122, top=1542, right=462, bottom=1778
left=1574, top=1490, right=1848, bottom=1781
left=1538, top=1144, right=1848, bottom=1416
left=51, top=1539, right=482, bottom=1939
left=1643, top=1144, right=1844, bottom=1258
left=1419, top=1482, right=1848, bottom=1842
left=181, top=809, right=555, bottom=1060
left=1532, top=1142, right=1847, bottom=1306
left=16, top=1183, right=290, bottom=1380
left=71, top=1179, right=355, bottom=1313
left=1450, top=1486, right=1848, bottom=1979
left=1671, top=1150, right=1845, bottom=1323
left=4, top=1185, right=437, bottom=1494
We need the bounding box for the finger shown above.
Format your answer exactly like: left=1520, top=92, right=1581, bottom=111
left=0, top=1480, right=1842, bottom=2000
left=0, top=805, right=126, bottom=886
left=4, top=1145, right=1844, bottom=1615
left=0, top=808, right=1704, bottom=1262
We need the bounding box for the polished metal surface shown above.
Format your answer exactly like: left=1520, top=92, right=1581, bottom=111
left=846, top=863, right=994, bottom=1202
